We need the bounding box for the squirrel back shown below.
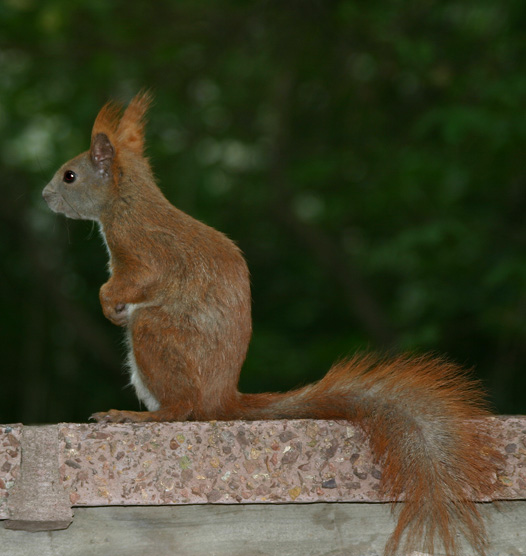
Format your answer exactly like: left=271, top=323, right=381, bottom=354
left=43, top=93, right=502, bottom=556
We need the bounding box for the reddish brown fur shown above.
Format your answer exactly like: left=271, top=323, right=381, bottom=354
left=91, top=102, right=121, bottom=146
left=115, top=90, right=152, bottom=154
left=42, top=93, right=502, bottom=556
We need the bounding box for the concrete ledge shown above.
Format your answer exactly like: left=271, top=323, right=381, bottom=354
left=1, top=417, right=525, bottom=532
left=3, top=426, right=72, bottom=531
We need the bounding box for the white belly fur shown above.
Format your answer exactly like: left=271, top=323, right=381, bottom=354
left=96, top=225, right=160, bottom=411
left=126, top=304, right=160, bottom=412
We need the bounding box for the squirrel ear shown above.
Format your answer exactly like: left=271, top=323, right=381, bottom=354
left=117, top=90, right=152, bottom=154
left=91, top=133, right=115, bottom=175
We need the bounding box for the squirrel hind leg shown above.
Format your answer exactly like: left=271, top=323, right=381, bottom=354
left=90, top=403, right=194, bottom=423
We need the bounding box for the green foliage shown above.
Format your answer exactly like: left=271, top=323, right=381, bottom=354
left=1, top=0, right=525, bottom=422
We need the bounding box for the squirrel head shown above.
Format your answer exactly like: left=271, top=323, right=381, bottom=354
left=43, top=91, right=152, bottom=221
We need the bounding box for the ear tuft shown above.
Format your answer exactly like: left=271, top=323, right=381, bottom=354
left=91, top=101, right=121, bottom=144
left=91, top=133, right=115, bottom=174
left=90, top=91, right=153, bottom=161
left=116, top=90, right=153, bottom=154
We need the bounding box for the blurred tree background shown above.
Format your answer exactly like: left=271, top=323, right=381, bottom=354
left=1, top=0, right=525, bottom=424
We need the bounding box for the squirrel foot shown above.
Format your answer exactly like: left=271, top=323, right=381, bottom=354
left=91, top=403, right=194, bottom=423
left=90, top=409, right=153, bottom=423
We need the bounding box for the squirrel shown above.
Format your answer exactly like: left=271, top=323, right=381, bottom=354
left=42, top=92, right=501, bottom=556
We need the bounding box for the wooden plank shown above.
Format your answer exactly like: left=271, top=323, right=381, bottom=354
left=1, top=502, right=525, bottom=556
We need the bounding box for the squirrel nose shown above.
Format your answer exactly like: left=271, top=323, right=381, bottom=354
left=42, top=186, right=54, bottom=205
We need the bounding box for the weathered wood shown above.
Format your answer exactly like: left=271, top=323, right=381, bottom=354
left=1, top=502, right=525, bottom=556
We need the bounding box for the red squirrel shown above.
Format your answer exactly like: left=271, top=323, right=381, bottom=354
left=42, top=92, right=501, bottom=556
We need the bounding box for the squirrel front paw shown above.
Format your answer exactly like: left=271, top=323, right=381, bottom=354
left=105, top=302, right=129, bottom=326
left=99, top=283, right=130, bottom=326
left=100, top=294, right=129, bottom=326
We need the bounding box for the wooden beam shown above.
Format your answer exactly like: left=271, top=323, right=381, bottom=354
left=1, top=503, right=526, bottom=556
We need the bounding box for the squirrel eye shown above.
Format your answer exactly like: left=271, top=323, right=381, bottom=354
left=63, top=170, right=77, bottom=183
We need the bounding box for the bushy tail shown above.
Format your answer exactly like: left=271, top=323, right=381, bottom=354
left=236, top=354, right=501, bottom=556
